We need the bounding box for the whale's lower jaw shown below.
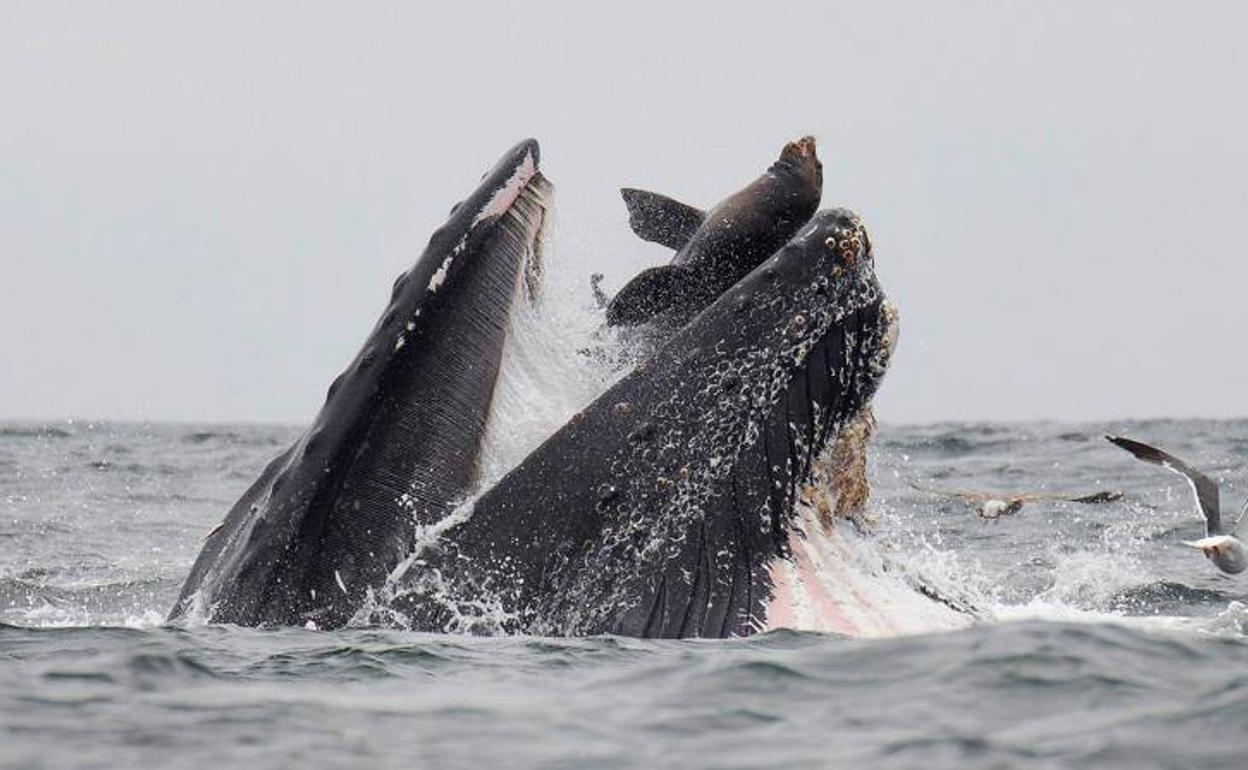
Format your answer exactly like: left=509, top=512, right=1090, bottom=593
left=169, top=140, right=553, bottom=629
left=755, top=408, right=973, bottom=639
left=762, top=508, right=973, bottom=638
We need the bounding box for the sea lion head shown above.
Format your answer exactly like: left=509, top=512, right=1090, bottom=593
left=772, top=135, right=823, bottom=194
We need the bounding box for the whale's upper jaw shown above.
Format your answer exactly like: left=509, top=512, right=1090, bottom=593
left=618, top=208, right=897, bottom=637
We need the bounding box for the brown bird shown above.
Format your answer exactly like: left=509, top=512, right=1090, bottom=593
left=907, top=482, right=1124, bottom=521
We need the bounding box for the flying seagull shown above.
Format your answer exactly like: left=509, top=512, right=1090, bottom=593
left=1106, top=435, right=1246, bottom=575
left=907, top=482, right=1123, bottom=521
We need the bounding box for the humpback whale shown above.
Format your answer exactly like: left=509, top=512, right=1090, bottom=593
left=604, top=136, right=822, bottom=331
left=170, top=139, right=553, bottom=628
left=383, top=208, right=901, bottom=637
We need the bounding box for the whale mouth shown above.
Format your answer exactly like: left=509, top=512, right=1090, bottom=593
left=428, top=147, right=551, bottom=302
left=472, top=148, right=540, bottom=227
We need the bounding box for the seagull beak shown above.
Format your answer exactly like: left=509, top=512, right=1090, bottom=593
left=1182, top=537, right=1230, bottom=558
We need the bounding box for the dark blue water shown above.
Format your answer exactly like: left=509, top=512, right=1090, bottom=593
left=3, top=420, right=1248, bottom=768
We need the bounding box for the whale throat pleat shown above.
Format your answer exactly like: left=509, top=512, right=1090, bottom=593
left=642, top=302, right=884, bottom=637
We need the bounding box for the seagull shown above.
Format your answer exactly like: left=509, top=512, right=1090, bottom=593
left=907, top=482, right=1123, bottom=521
left=1106, top=435, right=1246, bottom=575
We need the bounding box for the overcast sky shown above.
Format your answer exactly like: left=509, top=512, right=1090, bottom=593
left=2, top=2, right=1245, bottom=425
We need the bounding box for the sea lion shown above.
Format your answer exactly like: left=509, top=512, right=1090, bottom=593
left=605, top=136, right=823, bottom=331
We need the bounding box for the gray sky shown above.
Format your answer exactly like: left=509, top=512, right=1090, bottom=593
left=2, top=2, right=1246, bottom=425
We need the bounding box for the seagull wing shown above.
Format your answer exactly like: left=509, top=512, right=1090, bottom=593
left=1105, top=435, right=1222, bottom=535
left=1014, top=490, right=1124, bottom=504
left=906, top=482, right=992, bottom=503
left=1066, top=490, right=1126, bottom=504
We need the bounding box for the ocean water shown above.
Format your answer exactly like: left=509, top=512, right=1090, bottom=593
left=3, top=419, right=1248, bottom=769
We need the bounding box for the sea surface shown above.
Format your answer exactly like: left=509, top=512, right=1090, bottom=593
left=3, top=419, right=1247, bottom=769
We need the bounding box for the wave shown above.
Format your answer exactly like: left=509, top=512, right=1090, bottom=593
left=0, top=425, right=73, bottom=439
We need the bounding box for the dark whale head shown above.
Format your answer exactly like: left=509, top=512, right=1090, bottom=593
left=171, top=139, right=553, bottom=628
left=394, top=207, right=900, bottom=637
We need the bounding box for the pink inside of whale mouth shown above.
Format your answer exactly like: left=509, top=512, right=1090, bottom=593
left=472, top=151, right=538, bottom=227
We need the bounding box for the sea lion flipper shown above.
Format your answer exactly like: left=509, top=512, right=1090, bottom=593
left=605, top=265, right=697, bottom=327
left=620, top=188, right=705, bottom=251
